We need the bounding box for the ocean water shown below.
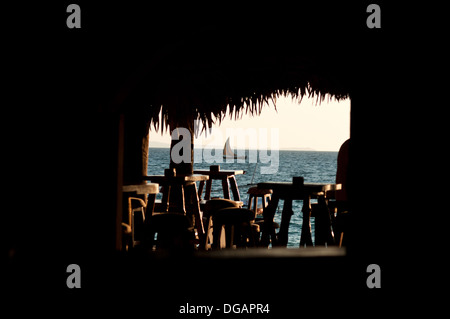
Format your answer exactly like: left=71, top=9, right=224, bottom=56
left=147, top=148, right=338, bottom=247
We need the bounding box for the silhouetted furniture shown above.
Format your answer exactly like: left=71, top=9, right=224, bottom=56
left=309, top=139, right=350, bottom=247
left=194, top=165, right=245, bottom=201
left=144, top=213, right=195, bottom=252
left=257, top=178, right=341, bottom=247
left=334, top=138, right=350, bottom=247
left=202, top=198, right=243, bottom=249
left=122, top=183, right=159, bottom=250
left=247, top=187, right=279, bottom=243
left=211, top=207, right=259, bottom=249
left=247, top=187, right=272, bottom=216
left=143, top=169, right=209, bottom=249
left=321, top=200, right=349, bottom=247
left=121, top=197, right=146, bottom=250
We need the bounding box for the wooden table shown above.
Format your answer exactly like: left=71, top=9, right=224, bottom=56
left=257, top=181, right=341, bottom=247
left=194, top=165, right=245, bottom=201
left=143, top=172, right=209, bottom=249
left=122, top=183, right=159, bottom=194
left=122, top=183, right=159, bottom=215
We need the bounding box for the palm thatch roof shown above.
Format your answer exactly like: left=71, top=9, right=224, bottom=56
left=112, top=2, right=360, bottom=133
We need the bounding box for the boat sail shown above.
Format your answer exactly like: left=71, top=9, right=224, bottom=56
left=223, top=137, right=247, bottom=160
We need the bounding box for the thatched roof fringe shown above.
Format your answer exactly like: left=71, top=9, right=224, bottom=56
left=147, top=80, right=349, bottom=135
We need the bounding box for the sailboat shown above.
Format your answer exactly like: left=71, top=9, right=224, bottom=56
left=223, top=137, right=247, bottom=160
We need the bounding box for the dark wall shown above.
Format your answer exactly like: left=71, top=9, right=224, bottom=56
left=5, top=1, right=405, bottom=307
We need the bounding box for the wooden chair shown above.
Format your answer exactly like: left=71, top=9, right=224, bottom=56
left=322, top=198, right=349, bottom=247
left=211, top=207, right=259, bottom=249
left=122, top=197, right=147, bottom=251
left=122, top=183, right=159, bottom=251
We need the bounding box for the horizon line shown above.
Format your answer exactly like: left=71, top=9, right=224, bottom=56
left=148, top=145, right=338, bottom=152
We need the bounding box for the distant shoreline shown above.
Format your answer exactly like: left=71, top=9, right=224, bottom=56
left=148, top=146, right=337, bottom=152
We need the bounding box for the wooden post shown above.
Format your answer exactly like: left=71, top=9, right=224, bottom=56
left=198, top=180, right=205, bottom=200
left=278, top=199, right=293, bottom=247
left=300, top=195, right=313, bottom=247
left=204, top=179, right=212, bottom=200
left=229, top=175, right=241, bottom=201
left=123, top=112, right=151, bottom=185
left=115, top=113, right=125, bottom=250
left=169, top=117, right=194, bottom=175
left=221, top=178, right=230, bottom=199
left=169, top=118, right=194, bottom=214
left=119, top=112, right=151, bottom=251
left=261, top=194, right=279, bottom=247
left=142, top=129, right=150, bottom=179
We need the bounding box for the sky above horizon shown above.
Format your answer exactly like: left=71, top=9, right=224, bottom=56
left=149, top=95, right=350, bottom=152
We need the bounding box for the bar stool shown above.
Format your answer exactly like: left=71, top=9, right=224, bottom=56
left=195, top=165, right=245, bottom=201
left=211, top=207, right=259, bottom=249
left=144, top=213, right=196, bottom=252
left=247, top=187, right=279, bottom=243
left=247, top=187, right=272, bottom=217
left=144, top=169, right=209, bottom=250
left=203, top=198, right=243, bottom=249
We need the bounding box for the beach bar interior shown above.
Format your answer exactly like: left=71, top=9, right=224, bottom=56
left=7, top=1, right=397, bottom=315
